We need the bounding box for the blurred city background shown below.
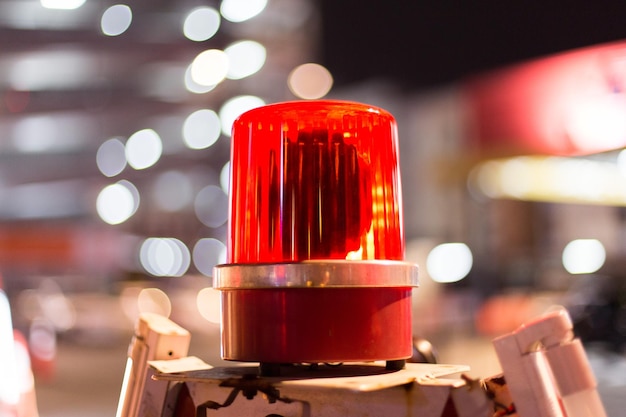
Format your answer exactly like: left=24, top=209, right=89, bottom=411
left=1, top=0, right=626, bottom=416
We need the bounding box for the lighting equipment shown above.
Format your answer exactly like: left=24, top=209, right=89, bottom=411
left=213, top=100, right=419, bottom=373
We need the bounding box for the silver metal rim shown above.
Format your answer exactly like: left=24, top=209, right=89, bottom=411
left=213, top=260, right=419, bottom=289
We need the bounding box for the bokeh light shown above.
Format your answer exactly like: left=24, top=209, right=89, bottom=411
left=218, top=95, right=265, bottom=136
left=426, top=243, right=473, bottom=283
left=29, top=318, right=56, bottom=362
left=194, top=185, right=228, bottom=228
left=224, top=40, right=266, bottom=80
left=13, top=115, right=59, bottom=153
left=96, top=138, right=127, bottom=177
left=182, top=109, right=221, bottom=150
left=9, top=51, right=95, bottom=92
left=41, top=0, right=86, bottom=10
left=220, top=161, right=230, bottom=193
left=193, top=238, right=226, bottom=277
left=13, top=114, right=85, bottom=153
left=183, top=7, right=221, bottom=42
left=101, top=4, right=132, bottom=36
left=469, top=155, right=626, bottom=206
left=566, top=94, right=626, bottom=153
left=469, top=160, right=500, bottom=198
left=288, top=63, right=333, bottom=99
left=140, top=238, right=191, bottom=277
left=119, top=286, right=141, bottom=323
left=36, top=279, right=76, bottom=332
left=125, top=128, right=162, bottom=170
left=96, top=181, right=138, bottom=225
left=118, top=179, right=140, bottom=213
left=196, top=287, right=221, bottom=324
left=137, top=288, right=171, bottom=317
left=190, top=49, right=229, bottom=87
left=152, top=171, right=194, bottom=212
left=499, top=157, right=533, bottom=199
left=562, top=239, right=606, bottom=274
left=184, top=65, right=217, bottom=94
left=220, top=0, right=267, bottom=22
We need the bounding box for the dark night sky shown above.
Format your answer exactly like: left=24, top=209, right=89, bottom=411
left=319, top=1, right=626, bottom=90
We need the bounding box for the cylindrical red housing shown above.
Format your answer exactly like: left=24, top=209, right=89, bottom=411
left=214, top=100, right=418, bottom=364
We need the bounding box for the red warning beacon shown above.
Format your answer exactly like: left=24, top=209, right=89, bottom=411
left=214, top=100, right=418, bottom=372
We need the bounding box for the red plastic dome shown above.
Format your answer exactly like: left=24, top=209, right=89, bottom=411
left=228, top=100, right=404, bottom=263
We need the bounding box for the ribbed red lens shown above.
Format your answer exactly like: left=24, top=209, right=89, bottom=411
left=217, top=100, right=416, bottom=365
left=228, top=100, right=404, bottom=263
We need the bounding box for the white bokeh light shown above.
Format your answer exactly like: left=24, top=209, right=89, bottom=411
left=190, top=49, right=229, bottom=87
left=96, top=182, right=138, bottom=225
left=137, top=288, right=171, bottom=317
left=219, top=95, right=265, bottom=136
left=562, top=239, right=606, bottom=274
left=566, top=95, right=626, bottom=153
left=118, top=180, right=140, bottom=215
left=29, top=319, right=56, bottom=364
left=224, top=40, right=266, bottom=80
left=220, top=0, right=267, bottom=22
left=101, top=4, right=132, bottom=36
left=41, top=0, right=86, bottom=10
left=12, top=114, right=89, bottom=153
left=288, top=63, right=333, bottom=99
left=183, top=109, right=221, bottom=150
left=183, top=7, right=221, bottom=42
left=13, top=116, right=64, bottom=153
left=194, top=185, right=229, bottom=228
left=499, top=158, right=533, bottom=198
left=140, top=238, right=191, bottom=277
left=152, top=171, right=194, bottom=212
left=184, top=65, right=217, bottom=94
left=220, top=161, right=230, bottom=193
left=9, top=51, right=96, bottom=92
left=125, top=128, right=162, bottom=170
left=426, top=243, right=473, bottom=283
left=193, top=238, right=227, bottom=277
left=96, top=138, right=127, bottom=177
left=196, top=287, right=221, bottom=324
